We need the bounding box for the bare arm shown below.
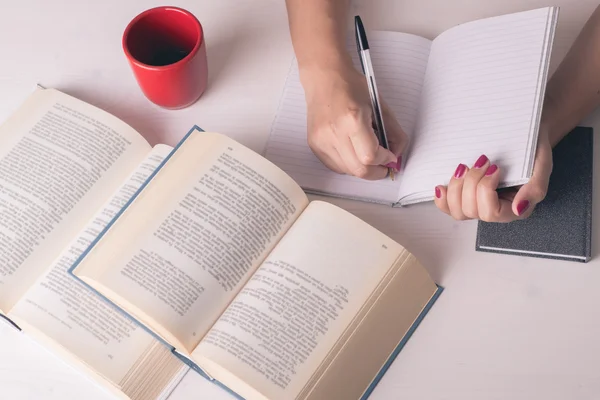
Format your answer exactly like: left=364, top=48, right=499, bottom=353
left=285, top=0, right=352, bottom=76
left=544, top=5, right=600, bottom=146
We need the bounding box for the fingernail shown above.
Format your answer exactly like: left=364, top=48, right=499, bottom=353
left=435, top=186, right=441, bottom=198
left=516, top=200, right=530, bottom=216
left=454, top=164, right=467, bottom=179
left=485, top=164, right=498, bottom=176
left=474, top=154, right=488, bottom=169
left=385, top=155, right=402, bottom=172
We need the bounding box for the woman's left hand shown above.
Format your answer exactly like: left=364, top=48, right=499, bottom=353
left=434, top=130, right=553, bottom=222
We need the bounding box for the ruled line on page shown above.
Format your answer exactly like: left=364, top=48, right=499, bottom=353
left=265, top=31, right=432, bottom=203
left=398, top=7, right=553, bottom=199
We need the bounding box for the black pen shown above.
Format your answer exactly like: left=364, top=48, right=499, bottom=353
left=354, top=15, right=394, bottom=180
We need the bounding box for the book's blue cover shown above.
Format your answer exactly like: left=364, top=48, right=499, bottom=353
left=360, top=284, right=443, bottom=400
left=0, top=313, right=21, bottom=331
left=68, top=125, right=443, bottom=399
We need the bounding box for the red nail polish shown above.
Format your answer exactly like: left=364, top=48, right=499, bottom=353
left=516, top=200, right=530, bottom=216
left=386, top=155, right=402, bottom=172
left=474, top=154, right=488, bottom=169
left=485, top=164, right=498, bottom=176
left=435, top=187, right=441, bottom=198
left=454, top=164, right=467, bottom=179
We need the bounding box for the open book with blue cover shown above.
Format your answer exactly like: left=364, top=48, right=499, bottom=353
left=68, top=123, right=443, bottom=399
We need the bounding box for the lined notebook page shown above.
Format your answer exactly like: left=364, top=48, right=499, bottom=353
left=264, top=32, right=431, bottom=204
left=398, top=7, right=556, bottom=203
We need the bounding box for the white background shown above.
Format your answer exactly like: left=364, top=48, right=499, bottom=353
left=1, top=1, right=600, bottom=399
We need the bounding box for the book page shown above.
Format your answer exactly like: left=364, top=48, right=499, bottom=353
left=9, top=146, right=175, bottom=386
left=398, top=7, right=555, bottom=202
left=193, top=201, right=404, bottom=400
left=264, top=32, right=431, bottom=204
left=73, top=131, right=309, bottom=354
left=301, top=254, right=438, bottom=400
left=0, top=88, right=151, bottom=312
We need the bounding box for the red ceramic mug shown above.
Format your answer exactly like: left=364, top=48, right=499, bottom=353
left=122, top=6, right=208, bottom=109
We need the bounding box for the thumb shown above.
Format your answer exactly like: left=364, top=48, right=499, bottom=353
left=346, top=106, right=396, bottom=166
left=511, top=144, right=552, bottom=217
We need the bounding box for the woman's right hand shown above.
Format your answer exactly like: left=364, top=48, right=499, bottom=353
left=300, top=62, right=408, bottom=180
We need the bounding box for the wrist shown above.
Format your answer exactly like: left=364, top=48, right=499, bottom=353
left=539, top=93, right=565, bottom=147
left=297, top=53, right=355, bottom=93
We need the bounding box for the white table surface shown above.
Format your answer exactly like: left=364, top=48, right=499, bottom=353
left=2, top=0, right=600, bottom=399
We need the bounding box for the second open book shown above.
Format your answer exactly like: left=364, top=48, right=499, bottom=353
left=70, top=124, right=441, bottom=399
left=265, top=7, right=558, bottom=206
left=1, top=86, right=438, bottom=399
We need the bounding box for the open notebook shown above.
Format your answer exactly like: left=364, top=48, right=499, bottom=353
left=265, top=7, right=558, bottom=206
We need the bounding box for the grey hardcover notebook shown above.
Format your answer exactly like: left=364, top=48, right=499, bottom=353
left=476, top=126, right=593, bottom=262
